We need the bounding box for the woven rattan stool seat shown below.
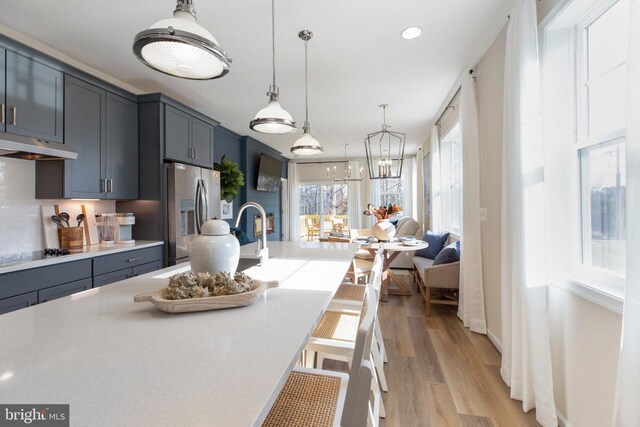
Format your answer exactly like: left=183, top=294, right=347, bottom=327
left=262, top=370, right=342, bottom=427
left=333, top=283, right=366, bottom=302
left=312, top=310, right=359, bottom=342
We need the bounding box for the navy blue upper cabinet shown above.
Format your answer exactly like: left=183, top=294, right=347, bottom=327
left=191, top=117, right=214, bottom=168
left=165, top=104, right=192, bottom=164
left=36, top=77, right=138, bottom=200
left=0, top=49, right=5, bottom=133
left=5, top=50, right=64, bottom=142
left=105, top=93, right=138, bottom=200
left=62, top=75, right=106, bottom=199
left=164, top=103, right=215, bottom=168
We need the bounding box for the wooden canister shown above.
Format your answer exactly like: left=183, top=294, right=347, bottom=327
left=59, top=227, right=84, bottom=250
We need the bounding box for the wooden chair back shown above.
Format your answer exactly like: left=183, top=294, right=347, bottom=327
left=341, top=283, right=379, bottom=427
left=367, top=248, right=384, bottom=292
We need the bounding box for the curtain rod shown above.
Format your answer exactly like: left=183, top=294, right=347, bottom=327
left=295, top=160, right=349, bottom=165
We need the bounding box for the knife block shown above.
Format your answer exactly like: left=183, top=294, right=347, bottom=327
left=59, top=227, right=84, bottom=250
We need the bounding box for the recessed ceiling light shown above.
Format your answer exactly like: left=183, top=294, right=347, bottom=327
left=401, top=26, right=422, bottom=40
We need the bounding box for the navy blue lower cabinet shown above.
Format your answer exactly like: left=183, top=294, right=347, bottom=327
left=0, top=292, right=37, bottom=315
left=38, top=278, right=92, bottom=303
left=93, top=269, right=132, bottom=288
left=132, top=260, right=163, bottom=277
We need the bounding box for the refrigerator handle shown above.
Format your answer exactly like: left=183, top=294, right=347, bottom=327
left=202, top=180, right=210, bottom=222
left=195, top=180, right=202, bottom=235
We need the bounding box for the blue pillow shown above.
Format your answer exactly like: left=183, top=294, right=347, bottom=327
left=415, top=231, right=450, bottom=259
left=433, top=241, right=461, bottom=265
left=230, top=227, right=255, bottom=246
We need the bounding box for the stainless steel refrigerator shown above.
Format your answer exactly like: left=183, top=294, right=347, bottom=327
left=167, top=163, right=221, bottom=265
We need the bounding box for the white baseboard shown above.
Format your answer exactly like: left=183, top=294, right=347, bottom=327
left=487, top=329, right=503, bottom=354
left=557, top=409, right=572, bottom=427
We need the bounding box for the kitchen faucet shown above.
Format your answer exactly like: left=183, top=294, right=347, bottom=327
left=234, top=202, right=269, bottom=265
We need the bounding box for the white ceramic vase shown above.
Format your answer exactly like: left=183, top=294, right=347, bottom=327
left=189, top=219, right=240, bottom=275
left=372, top=219, right=396, bottom=241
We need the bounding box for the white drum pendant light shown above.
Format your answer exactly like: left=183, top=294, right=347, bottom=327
left=249, top=0, right=295, bottom=134
left=291, top=30, right=323, bottom=156
left=133, top=0, right=231, bottom=80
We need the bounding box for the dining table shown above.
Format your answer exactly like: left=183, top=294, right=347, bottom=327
left=0, top=241, right=359, bottom=427
left=360, top=240, right=429, bottom=301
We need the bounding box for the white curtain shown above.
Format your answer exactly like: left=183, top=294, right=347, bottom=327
left=458, top=74, right=487, bottom=334
left=416, top=149, right=425, bottom=234
left=347, top=160, right=363, bottom=230
left=287, top=162, right=300, bottom=241
left=402, top=158, right=414, bottom=218
left=614, top=0, right=640, bottom=424
left=501, top=0, right=557, bottom=425
left=430, top=125, right=443, bottom=232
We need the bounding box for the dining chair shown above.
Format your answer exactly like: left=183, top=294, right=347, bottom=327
left=349, top=229, right=375, bottom=261
left=262, top=284, right=379, bottom=427
left=328, top=236, right=373, bottom=284
left=306, top=218, right=320, bottom=241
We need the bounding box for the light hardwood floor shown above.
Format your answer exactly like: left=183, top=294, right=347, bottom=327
left=328, top=273, right=540, bottom=427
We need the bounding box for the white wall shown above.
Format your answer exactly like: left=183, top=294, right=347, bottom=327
left=475, top=27, right=507, bottom=345
left=462, top=4, right=623, bottom=425
left=0, top=158, right=114, bottom=259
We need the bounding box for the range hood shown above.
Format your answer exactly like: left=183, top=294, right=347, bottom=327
left=0, top=133, right=78, bottom=160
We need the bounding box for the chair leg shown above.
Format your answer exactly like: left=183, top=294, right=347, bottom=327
left=374, top=319, right=388, bottom=364
left=371, top=341, right=388, bottom=392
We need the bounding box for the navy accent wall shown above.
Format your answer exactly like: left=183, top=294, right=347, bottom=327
left=213, top=126, right=243, bottom=227
left=213, top=128, right=288, bottom=241
left=240, top=136, right=288, bottom=241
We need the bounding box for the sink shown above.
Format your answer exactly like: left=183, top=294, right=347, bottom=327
left=237, top=257, right=261, bottom=272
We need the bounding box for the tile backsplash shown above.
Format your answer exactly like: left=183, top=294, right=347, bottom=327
left=0, top=157, right=115, bottom=257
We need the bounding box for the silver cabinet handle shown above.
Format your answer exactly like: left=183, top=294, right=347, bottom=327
left=1, top=104, right=4, bottom=124
left=127, top=257, right=142, bottom=263
left=107, top=179, right=113, bottom=193
left=100, top=178, right=106, bottom=193
left=11, top=106, right=16, bottom=126
left=193, top=147, right=197, bottom=159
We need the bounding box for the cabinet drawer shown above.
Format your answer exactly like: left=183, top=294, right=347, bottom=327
left=0, top=292, right=37, bottom=315
left=93, top=268, right=132, bottom=288
left=132, top=260, right=163, bottom=277
left=93, top=246, right=162, bottom=276
left=38, top=278, right=92, bottom=303
left=0, top=259, right=92, bottom=300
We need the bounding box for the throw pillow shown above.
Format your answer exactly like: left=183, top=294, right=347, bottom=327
left=415, top=231, right=450, bottom=259
left=433, top=240, right=461, bottom=265
left=230, top=227, right=254, bottom=246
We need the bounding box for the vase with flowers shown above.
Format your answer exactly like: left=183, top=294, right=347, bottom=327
left=363, top=203, right=402, bottom=241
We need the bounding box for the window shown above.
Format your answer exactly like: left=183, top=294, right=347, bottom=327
left=298, top=183, right=348, bottom=239
left=378, top=178, right=404, bottom=208
left=577, top=0, right=629, bottom=276
left=440, top=123, right=462, bottom=234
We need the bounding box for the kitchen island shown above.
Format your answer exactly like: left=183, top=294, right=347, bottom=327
left=0, top=241, right=358, bottom=426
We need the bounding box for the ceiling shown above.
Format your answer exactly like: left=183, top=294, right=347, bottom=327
left=0, top=0, right=511, bottom=159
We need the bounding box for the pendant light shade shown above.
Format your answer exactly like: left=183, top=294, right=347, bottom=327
left=364, top=104, right=406, bottom=179
left=250, top=0, right=295, bottom=134
left=291, top=30, right=323, bottom=156
left=133, top=0, right=231, bottom=80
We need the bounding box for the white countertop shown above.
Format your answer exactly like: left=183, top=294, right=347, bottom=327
left=0, top=241, right=164, bottom=275
left=0, top=241, right=358, bottom=427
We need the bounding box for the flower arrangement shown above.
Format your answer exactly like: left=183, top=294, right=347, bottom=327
left=363, top=203, right=402, bottom=220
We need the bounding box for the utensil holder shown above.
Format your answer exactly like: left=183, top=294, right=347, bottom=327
left=59, top=227, right=84, bottom=250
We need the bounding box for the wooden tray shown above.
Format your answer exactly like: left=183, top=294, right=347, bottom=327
left=133, top=280, right=279, bottom=313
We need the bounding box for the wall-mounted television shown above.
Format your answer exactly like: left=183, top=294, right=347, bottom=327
left=256, top=153, right=282, bottom=192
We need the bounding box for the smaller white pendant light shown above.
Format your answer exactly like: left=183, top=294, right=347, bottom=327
left=133, top=0, right=231, bottom=80
left=291, top=30, right=323, bottom=156
left=250, top=0, right=295, bottom=134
